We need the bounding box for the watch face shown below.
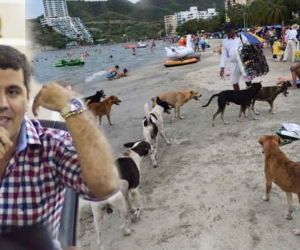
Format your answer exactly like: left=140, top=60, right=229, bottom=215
left=71, top=98, right=84, bottom=109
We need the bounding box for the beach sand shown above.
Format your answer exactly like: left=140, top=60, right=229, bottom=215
left=77, top=40, right=300, bottom=250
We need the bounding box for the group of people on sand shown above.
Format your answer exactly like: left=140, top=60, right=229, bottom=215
left=106, top=65, right=128, bottom=80
left=272, top=24, right=299, bottom=62
left=220, top=22, right=300, bottom=90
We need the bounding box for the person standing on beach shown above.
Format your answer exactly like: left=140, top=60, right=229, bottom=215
left=150, top=40, right=156, bottom=53
left=283, top=24, right=299, bottom=62
left=220, top=23, right=251, bottom=91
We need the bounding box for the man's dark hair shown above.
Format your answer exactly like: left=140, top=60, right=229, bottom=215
left=223, top=22, right=237, bottom=32
left=115, top=65, right=119, bottom=69
left=0, top=45, right=32, bottom=92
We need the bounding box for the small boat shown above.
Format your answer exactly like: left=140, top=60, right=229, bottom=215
left=164, top=58, right=198, bottom=67
left=54, top=57, right=85, bottom=67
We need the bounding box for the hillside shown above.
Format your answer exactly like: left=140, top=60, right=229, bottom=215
left=28, top=0, right=224, bottom=48
left=67, top=0, right=224, bottom=22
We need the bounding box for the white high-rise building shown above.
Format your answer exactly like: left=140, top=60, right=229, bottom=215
left=164, top=15, right=177, bottom=35
left=41, top=0, right=93, bottom=43
left=173, top=7, right=218, bottom=26
left=42, top=0, right=68, bottom=18
left=225, top=0, right=255, bottom=10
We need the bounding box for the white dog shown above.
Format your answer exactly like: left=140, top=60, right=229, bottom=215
left=90, top=140, right=151, bottom=249
left=143, top=97, right=171, bottom=167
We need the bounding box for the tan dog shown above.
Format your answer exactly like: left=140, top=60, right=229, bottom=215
left=87, top=95, right=121, bottom=125
left=152, top=90, right=201, bottom=120
left=259, top=135, right=300, bottom=236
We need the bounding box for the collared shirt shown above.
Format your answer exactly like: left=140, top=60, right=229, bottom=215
left=286, top=30, right=298, bottom=42
left=0, top=117, right=95, bottom=238
left=220, top=35, right=248, bottom=68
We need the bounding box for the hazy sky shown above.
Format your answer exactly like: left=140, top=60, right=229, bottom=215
left=26, top=0, right=140, bottom=19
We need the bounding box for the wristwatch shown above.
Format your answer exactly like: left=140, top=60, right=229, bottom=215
left=60, top=98, right=86, bottom=119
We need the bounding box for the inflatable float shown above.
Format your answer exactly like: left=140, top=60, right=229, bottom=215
left=125, top=45, right=138, bottom=49
left=54, top=57, right=84, bottom=67
left=165, top=47, right=195, bottom=59
left=164, top=58, right=198, bottom=67
left=168, top=52, right=201, bottom=61
left=138, top=42, right=147, bottom=48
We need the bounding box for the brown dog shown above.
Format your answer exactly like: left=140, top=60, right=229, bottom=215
left=259, top=135, right=300, bottom=236
left=87, top=95, right=121, bottom=125
left=152, top=90, right=201, bottom=120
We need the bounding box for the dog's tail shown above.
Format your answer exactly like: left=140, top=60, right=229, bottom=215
left=85, top=99, right=91, bottom=106
left=144, top=103, right=151, bottom=123
left=202, top=94, right=219, bottom=107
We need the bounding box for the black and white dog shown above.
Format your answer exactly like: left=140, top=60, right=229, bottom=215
left=143, top=97, right=171, bottom=168
left=83, top=90, right=106, bottom=104
left=90, top=141, right=151, bottom=249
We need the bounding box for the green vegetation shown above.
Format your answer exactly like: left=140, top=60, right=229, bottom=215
left=86, top=20, right=164, bottom=42
left=26, top=17, right=78, bottom=49
left=177, top=0, right=300, bottom=34
left=67, top=0, right=224, bottom=22
left=228, top=0, right=300, bottom=27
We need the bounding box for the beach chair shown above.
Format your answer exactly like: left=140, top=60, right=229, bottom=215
left=38, top=120, right=79, bottom=248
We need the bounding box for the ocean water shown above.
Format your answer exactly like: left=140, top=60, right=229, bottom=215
left=31, top=43, right=168, bottom=88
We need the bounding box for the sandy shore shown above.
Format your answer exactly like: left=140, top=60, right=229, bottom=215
left=77, top=40, right=300, bottom=250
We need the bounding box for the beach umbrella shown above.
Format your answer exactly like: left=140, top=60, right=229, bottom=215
left=242, top=32, right=265, bottom=45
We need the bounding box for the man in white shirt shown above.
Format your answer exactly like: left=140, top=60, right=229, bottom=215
left=220, top=23, right=251, bottom=91
left=283, top=24, right=299, bottom=62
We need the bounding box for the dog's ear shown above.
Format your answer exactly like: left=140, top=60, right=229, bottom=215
left=258, top=136, right=266, bottom=146
left=123, top=142, right=135, bottom=148
left=274, top=135, right=281, bottom=145
left=151, top=97, right=157, bottom=107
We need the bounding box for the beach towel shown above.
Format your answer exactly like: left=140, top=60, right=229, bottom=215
left=276, top=123, right=300, bottom=145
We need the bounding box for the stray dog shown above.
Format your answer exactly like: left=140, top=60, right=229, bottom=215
left=251, top=82, right=289, bottom=115
left=87, top=95, right=121, bottom=125
left=152, top=90, right=201, bottom=120
left=143, top=97, right=171, bottom=167
left=90, top=141, right=152, bottom=249
left=259, top=135, right=300, bottom=236
left=83, top=90, right=106, bottom=104
left=202, top=82, right=262, bottom=126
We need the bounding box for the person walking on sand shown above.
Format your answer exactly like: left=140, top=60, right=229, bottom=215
left=200, top=35, right=206, bottom=52
left=220, top=22, right=251, bottom=91
left=283, top=24, right=299, bottom=62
